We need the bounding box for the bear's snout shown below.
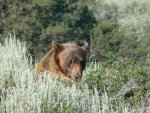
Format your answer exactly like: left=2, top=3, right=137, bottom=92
left=74, top=75, right=82, bottom=80
left=68, top=63, right=83, bottom=80
left=71, top=70, right=83, bottom=81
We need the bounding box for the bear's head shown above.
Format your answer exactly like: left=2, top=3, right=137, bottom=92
left=52, top=41, right=89, bottom=81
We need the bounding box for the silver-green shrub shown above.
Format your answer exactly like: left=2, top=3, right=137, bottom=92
left=0, top=34, right=138, bottom=113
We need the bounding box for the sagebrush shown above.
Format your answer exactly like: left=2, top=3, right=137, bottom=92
left=0, top=35, right=142, bottom=113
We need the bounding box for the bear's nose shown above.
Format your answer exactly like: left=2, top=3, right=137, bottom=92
left=75, top=76, right=82, bottom=80
left=75, top=76, right=79, bottom=79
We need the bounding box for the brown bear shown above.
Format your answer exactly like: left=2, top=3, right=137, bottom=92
left=33, top=41, right=89, bottom=82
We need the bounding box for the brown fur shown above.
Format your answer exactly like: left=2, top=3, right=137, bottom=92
left=33, top=41, right=89, bottom=82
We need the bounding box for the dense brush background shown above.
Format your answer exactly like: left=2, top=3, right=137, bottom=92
left=0, top=0, right=150, bottom=113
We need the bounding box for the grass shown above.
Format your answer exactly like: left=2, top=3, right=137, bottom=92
left=0, top=34, right=145, bottom=113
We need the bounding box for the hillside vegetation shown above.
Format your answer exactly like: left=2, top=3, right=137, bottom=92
left=0, top=36, right=137, bottom=113
left=0, top=0, right=150, bottom=112
left=0, top=35, right=149, bottom=113
left=0, top=0, right=150, bottom=65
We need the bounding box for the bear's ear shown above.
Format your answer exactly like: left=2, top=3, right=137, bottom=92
left=51, top=41, right=63, bottom=50
left=82, top=42, right=89, bottom=52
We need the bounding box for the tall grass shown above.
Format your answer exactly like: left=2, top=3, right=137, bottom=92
left=0, top=35, right=140, bottom=113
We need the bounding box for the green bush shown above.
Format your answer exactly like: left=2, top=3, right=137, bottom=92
left=91, top=19, right=124, bottom=60
left=83, top=53, right=150, bottom=107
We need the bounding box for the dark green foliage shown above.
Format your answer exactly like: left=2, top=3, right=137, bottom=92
left=0, top=0, right=96, bottom=59
left=84, top=54, right=150, bottom=106
left=91, top=19, right=124, bottom=60
left=88, top=1, right=150, bottom=66
left=1, top=0, right=149, bottom=64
